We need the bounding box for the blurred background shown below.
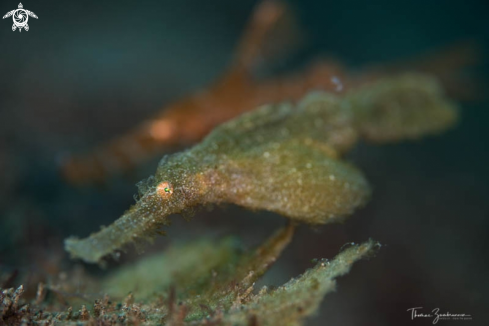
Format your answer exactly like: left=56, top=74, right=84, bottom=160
left=0, top=0, right=488, bottom=325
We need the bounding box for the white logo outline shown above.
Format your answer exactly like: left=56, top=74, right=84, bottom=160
left=3, top=3, right=38, bottom=32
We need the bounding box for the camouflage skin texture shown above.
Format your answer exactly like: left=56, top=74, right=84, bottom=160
left=65, top=73, right=457, bottom=264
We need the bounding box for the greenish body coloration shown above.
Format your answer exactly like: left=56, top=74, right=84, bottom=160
left=65, top=73, right=457, bottom=264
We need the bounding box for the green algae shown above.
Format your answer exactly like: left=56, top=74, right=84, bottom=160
left=3, top=227, right=379, bottom=325
left=102, top=237, right=243, bottom=302
left=65, top=73, right=457, bottom=264
left=219, top=239, right=380, bottom=326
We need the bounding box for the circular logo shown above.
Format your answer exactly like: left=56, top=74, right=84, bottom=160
left=13, top=9, right=28, bottom=27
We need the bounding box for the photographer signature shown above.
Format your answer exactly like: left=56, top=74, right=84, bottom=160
left=407, top=307, right=472, bottom=324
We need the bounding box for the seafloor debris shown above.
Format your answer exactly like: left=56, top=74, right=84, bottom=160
left=65, top=73, right=457, bottom=264
left=2, top=226, right=380, bottom=325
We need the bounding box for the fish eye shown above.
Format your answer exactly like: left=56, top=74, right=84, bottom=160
left=157, top=181, right=173, bottom=197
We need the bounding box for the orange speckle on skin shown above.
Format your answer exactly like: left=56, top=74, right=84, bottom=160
left=149, top=120, right=176, bottom=141
left=157, top=181, right=173, bottom=197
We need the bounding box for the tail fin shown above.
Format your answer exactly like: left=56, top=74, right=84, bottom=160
left=346, top=74, right=459, bottom=143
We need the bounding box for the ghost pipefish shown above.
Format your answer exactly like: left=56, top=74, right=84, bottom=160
left=65, top=73, right=458, bottom=264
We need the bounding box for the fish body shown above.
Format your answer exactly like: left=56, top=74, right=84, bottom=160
left=65, top=73, right=457, bottom=264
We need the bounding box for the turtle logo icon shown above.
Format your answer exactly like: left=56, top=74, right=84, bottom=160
left=3, top=3, right=38, bottom=32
